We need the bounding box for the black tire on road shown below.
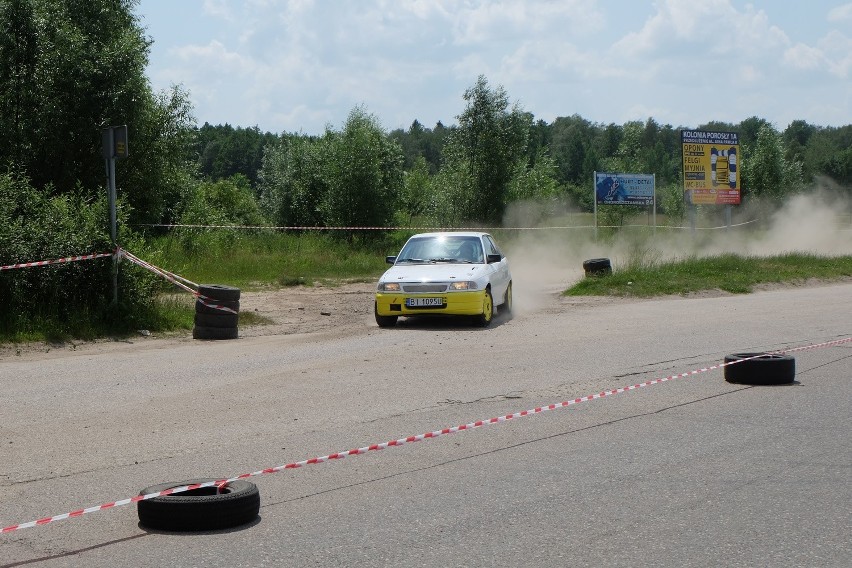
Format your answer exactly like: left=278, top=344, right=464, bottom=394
left=724, top=353, right=796, bottom=385
left=137, top=479, right=260, bottom=532
left=194, top=312, right=239, bottom=328
left=198, top=284, right=241, bottom=302
left=193, top=325, right=239, bottom=340
left=374, top=302, right=398, bottom=328
left=583, top=258, right=612, bottom=276
left=195, top=299, right=240, bottom=315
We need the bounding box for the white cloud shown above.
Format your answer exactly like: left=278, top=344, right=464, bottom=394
left=781, top=29, right=851, bottom=78
left=447, top=0, right=603, bottom=45
left=202, top=0, right=233, bottom=20
left=784, top=43, right=825, bottom=70
left=173, top=40, right=256, bottom=76
left=613, top=0, right=789, bottom=57
left=827, top=3, right=852, bottom=22
left=737, top=64, right=763, bottom=83
left=820, top=32, right=852, bottom=78
left=140, top=0, right=852, bottom=132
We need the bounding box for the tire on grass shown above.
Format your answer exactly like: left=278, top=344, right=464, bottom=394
left=137, top=479, right=259, bottom=532
left=583, top=258, right=612, bottom=276
left=724, top=353, right=796, bottom=385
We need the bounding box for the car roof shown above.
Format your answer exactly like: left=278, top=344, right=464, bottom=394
left=408, top=231, right=490, bottom=239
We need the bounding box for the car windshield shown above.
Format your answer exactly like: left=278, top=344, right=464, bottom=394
left=397, top=236, right=484, bottom=264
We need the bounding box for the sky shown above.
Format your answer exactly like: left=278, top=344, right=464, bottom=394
left=135, top=0, right=852, bottom=135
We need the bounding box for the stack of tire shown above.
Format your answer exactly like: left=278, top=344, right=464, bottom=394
left=193, top=284, right=240, bottom=340
left=583, top=258, right=612, bottom=277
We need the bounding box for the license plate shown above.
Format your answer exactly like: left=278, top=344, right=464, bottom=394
left=406, top=297, right=445, bottom=308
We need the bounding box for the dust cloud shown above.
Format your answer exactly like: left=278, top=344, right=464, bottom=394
left=501, top=182, right=852, bottom=315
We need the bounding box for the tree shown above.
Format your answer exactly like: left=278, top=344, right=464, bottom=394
left=507, top=150, right=560, bottom=202
left=399, top=156, right=432, bottom=224
left=741, top=123, right=803, bottom=203
left=604, top=120, right=643, bottom=172
left=195, top=123, right=278, bottom=190
left=0, top=0, right=196, bottom=225
left=388, top=119, right=450, bottom=174
left=180, top=174, right=265, bottom=228
left=259, top=134, right=329, bottom=228
left=259, top=107, right=404, bottom=233
left=0, top=0, right=37, bottom=167
left=783, top=120, right=816, bottom=163
left=738, top=116, right=774, bottom=148
left=123, top=85, right=197, bottom=225
left=321, top=107, right=404, bottom=232
left=439, top=76, right=529, bottom=223
left=801, top=125, right=852, bottom=189
left=550, top=114, right=593, bottom=185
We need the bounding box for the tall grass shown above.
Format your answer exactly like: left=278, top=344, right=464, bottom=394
left=140, top=231, right=402, bottom=289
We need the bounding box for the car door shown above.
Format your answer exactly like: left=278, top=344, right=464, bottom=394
left=483, top=235, right=510, bottom=301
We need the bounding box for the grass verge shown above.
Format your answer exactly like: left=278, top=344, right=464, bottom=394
left=565, top=253, right=852, bottom=297
left=142, top=231, right=395, bottom=289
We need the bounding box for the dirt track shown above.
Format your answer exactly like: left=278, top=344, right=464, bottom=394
left=4, top=273, right=851, bottom=362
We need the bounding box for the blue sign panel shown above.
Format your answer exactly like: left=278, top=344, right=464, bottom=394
left=595, top=172, right=655, bottom=205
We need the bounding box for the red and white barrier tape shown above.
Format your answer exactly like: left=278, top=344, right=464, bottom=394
left=119, top=249, right=197, bottom=290
left=0, top=248, right=235, bottom=314
left=2, top=336, right=849, bottom=534
left=119, top=249, right=238, bottom=315
left=0, top=252, right=114, bottom=271
left=135, top=221, right=759, bottom=231
left=135, top=223, right=589, bottom=231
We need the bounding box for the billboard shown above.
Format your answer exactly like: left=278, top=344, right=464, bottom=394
left=681, top=130, right=740, bottom=205
left=594, top=172, right=655, bottom=205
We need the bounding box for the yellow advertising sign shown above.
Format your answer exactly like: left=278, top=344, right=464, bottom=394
left=681, top=130, right=740, bottom=205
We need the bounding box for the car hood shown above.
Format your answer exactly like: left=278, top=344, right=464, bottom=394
left=380, top=263, right=485, bottom=283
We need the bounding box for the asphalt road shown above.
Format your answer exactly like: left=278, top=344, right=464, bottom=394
left=1, top=283, right=851, bottom=567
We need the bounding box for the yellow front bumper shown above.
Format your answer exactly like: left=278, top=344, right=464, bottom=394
left=375, top=290, right=486, bottom=317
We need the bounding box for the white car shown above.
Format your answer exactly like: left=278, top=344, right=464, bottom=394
left=375, top=232, right=512, bottom=327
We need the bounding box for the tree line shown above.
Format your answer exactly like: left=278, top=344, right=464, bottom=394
left=195, top=92, right=852, bottom=230
left=1, top=0, right=850, bottom=334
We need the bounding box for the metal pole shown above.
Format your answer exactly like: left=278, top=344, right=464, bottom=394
left=652, top=173, right=657, bottom=236
left=593, top=171, right=598, bottom=241
left=690, top=204, right=696, bottom=234
left=725, top=204, right=732, bottom=231
left=107, top=129, right=118, bottom=305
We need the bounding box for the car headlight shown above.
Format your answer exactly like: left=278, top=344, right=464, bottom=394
left=449, top=281, right=478, bottom=290
left=378, top=282, right=401, bottom=292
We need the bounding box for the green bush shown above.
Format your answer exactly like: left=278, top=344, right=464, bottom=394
left=0, top=172, right=160, bottom=339
left=175, top=174, right=268, bottom=256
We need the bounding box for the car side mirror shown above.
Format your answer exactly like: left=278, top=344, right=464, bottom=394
left=486, top=254, right=501, bottom=264
left=386, top=256, right=397, bottom=264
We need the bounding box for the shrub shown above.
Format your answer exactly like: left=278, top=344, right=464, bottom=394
left=0, top=172, right=159, bottom=338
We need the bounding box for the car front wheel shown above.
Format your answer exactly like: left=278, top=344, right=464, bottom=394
left=476, top=289, right=493, bottom=327
left=374, top=302, right=398, bottom=328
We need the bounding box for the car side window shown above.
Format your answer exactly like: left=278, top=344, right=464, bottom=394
left=483, top=236, right=501, bottom=259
